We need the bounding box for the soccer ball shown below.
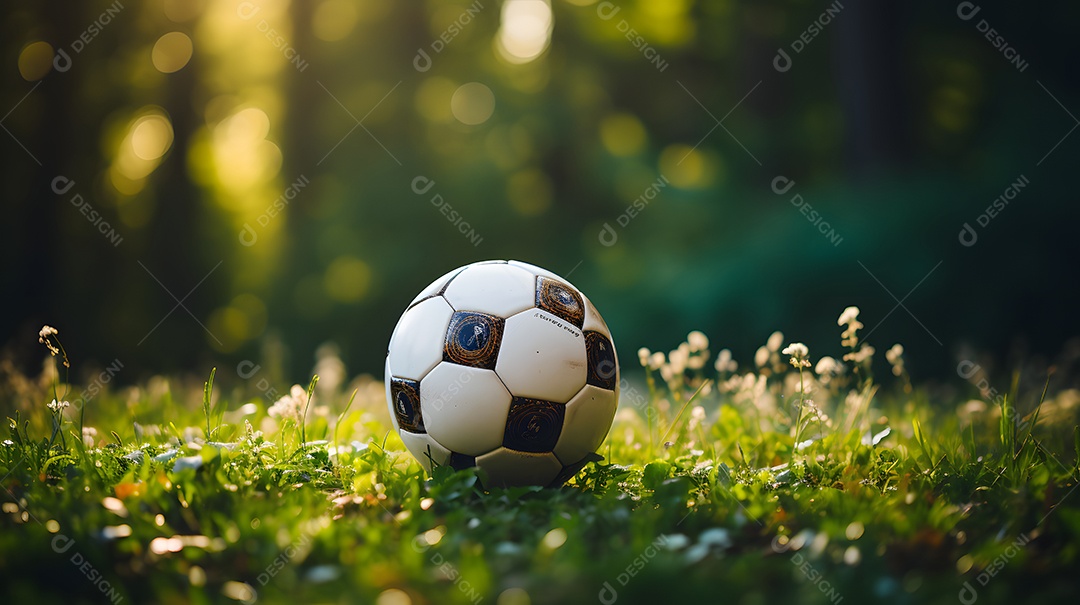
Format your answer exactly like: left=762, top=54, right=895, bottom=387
left=385, top=260, right=619, bottom=488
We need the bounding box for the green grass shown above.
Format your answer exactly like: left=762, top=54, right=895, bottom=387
left=3, top=322, right=1080, bottom=605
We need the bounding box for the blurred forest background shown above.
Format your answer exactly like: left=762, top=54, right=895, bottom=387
left=2, top=0, right=1078, bottom=389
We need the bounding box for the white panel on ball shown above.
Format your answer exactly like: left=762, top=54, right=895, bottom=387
left=582, top=295, right=612, bottom=335
left=552, top=384, right=617, bottom=466
left=420, top=363, right=512, bottom=456
left=387, top=296, right=455, bottom=381
left=442, top=263, right=536, bottom=317
left=508, top=260, right=565, bottom=282
left=496, top=309, right=587, bottom=403
left=400, top=431, right=451, bottom=472
left=409, top=266, right=464, bottom=307
left=476, top=448, right=563, bottom=488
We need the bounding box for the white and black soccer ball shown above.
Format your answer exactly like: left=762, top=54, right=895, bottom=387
left=385, top=260, right=619, bottom=488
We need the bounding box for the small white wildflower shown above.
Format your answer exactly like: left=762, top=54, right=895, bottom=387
left=268, top=385, right=308, bottom=422
left=313, top=344, right=346, bottom=394
left=781, top=343, right=808, bottom=358
left=886, top=344, right=905, bottom=376
left=38, top=325, right=58, bottom=342
left=844, top=343, right=875, bottom=365
left=687, top=331, right=709, bottom=352
left=668, top=343, right=690, bottom=375
left=659, top=364, right=674, bottom=383
left=815, top=356, right=839, bottom=376
left=838, top=306, right=860, bottom=326
left=648, top=352, right=666, bottom=371
left=783, top=342, right=811, bottom=368
left=754, top=346, right=770, bottom=368
left=47, top=399, right=70, bottom=413
left=38, top=325, right=62, bottom=359
left=804, top=399, right=828, bottom=423
left=82, top=426, right=98, bottom=447
left=766, top=331, right=784, bottom=353
left=714, top=349, right=737, bottom=374
left=688, top=405, right=706, bottom=431
left=637, top=347, right=651, bottom=368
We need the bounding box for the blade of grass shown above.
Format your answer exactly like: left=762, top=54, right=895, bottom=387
left=202, top=367, right=217, bottom=440
left=660, top=379, right=712, bottom=446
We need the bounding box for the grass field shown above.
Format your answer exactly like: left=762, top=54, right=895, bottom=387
left=3, top=312, right=1079, bottom=604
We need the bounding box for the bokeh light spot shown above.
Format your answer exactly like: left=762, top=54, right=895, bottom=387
left=115, top=109, right=174, bottom=182
left=131, top=115, right=175, bottom=161
left=931, top=86, right=973, bottom=133
left=541, top=527, right=567, bottom=549
left=211, top=107, right=280, bottom=193
left=497, top=587, right=532, bottom=605
left=658, top=144, right=718, bottom=189
left=18, top=41, right=54, bottom=81
left=152, top=32, right=193, bottom=74
left=109, top=165, right=145, bottom=197
left=375, top=588, right=412, bottom=605
left=313, top=0, right=360, bottom=42
left=415, top=77, right=456, bottom=123
left=324, top=256, right=372, bottom=303
left=507, top=169, right=552, bottom=216
left=208, top=306, right=250, bottom=352
left=496, top=0, right=553, bottom=64
left=600, top=113, right=646, bottom=156
left=232, top=294, right=268, bottom=338
left=226, top=107, right=272, bottom=141
left=451, top=82, right=496, bottom=126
